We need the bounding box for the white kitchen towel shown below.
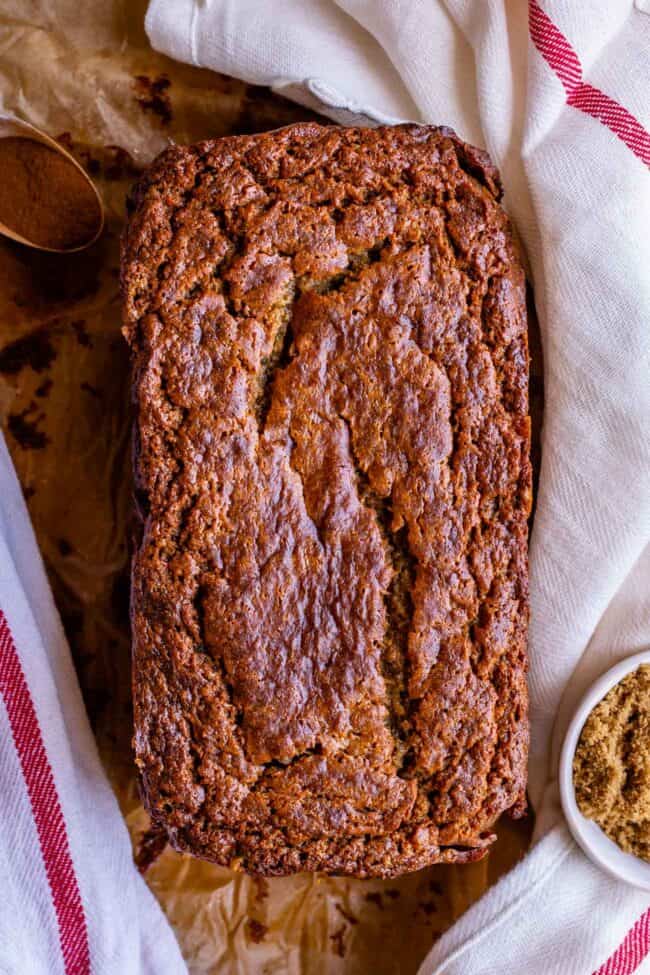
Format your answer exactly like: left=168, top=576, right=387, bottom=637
left=145, top=1, right=650, bottom=972
left=0, top=432, right=187, bottom=975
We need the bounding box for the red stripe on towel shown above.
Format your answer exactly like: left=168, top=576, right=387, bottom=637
left=593, top=909, right=650, bottom=975
left=0, top=611, right=90, bottom=975
left=529, top=0, right=650, bottom=165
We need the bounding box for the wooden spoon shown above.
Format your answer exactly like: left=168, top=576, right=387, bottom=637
left=0, top=114, right=104, bottom=253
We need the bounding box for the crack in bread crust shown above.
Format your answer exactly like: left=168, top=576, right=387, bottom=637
left=337, top=409, right=415, bottom=775
left=122, top=123, right=531, bottom=878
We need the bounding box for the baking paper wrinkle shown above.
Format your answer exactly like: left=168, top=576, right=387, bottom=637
left=0, top=0, right=534, bottom=970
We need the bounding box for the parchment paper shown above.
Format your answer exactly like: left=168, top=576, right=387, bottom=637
left=0, top=2, right=539, bottom=970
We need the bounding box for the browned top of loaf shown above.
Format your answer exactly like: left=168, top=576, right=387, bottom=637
left=121, top=123, right=531, bottom=878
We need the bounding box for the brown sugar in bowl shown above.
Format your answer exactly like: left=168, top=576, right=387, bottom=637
left=574, top=663, right=650, bottom=862
left=560, top=650, right=650, bottom=890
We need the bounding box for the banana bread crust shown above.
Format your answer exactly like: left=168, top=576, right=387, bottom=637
left=121, top=123, right=531, bottom=878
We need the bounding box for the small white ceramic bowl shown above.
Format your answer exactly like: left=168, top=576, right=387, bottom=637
left=560, top=649, right=650, bottom=890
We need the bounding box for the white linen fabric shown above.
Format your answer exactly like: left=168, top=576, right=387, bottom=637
left=145, top=1, right=650, bottom=971
left=0, top=433, right=188, bottom=975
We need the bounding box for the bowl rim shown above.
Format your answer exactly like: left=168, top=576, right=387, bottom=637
left=559, top=648, right=650, bottom=891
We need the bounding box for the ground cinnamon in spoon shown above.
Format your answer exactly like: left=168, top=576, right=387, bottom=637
left=0, top=136, right=100, bottom=250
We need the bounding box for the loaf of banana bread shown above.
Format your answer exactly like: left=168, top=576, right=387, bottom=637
left=121, top=123, right=531, bottom=878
